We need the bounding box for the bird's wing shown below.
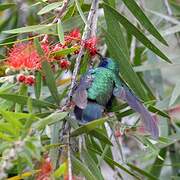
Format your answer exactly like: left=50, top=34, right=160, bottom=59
left=113, top=84, right=159, bottom=139
left=72, top=69, right=94, bottom=109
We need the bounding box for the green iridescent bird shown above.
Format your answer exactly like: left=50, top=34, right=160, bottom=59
left=73, top=57, right=159, bottom=139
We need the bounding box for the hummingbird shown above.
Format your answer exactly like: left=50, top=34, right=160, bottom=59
left=72, top=57, right=159, bottom=139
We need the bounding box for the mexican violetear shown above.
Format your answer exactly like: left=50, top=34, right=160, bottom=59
left=73, top=57, right=159, bottom=139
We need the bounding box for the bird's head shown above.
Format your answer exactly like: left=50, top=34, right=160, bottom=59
left=99, top=57, right=120, bottom=74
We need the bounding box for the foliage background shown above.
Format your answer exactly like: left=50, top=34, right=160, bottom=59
left=0, top=0, right=180, bottom=179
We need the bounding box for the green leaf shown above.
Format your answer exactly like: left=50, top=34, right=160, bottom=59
left=89, top=128, right=113, bottom=146
left=169, top=0, right=180, bottom=12
left=75, top=0, right=88, bottom=26
left=34, top=38, right=60, bottom=105
left=0, top=110, right=34, bottom=120
left=148, top=105, right=170, bottom=118
left=169, top=144, right=180, bottom=176
left=34, top=71, right=42, bottom=99
left=103, top=0, right=116, bottom=7
left=104, top=6, right=129, bottom=57
left=90, top=147, right=141, bottom=179
left=34, top=37, right=44, bottom=56
left=0, top=14, right=12, bottom=33
left=122, top=0, right=168, bottom=45
left=71, top=155, right=97, bottom=180
left=102, top=3, right=171, bottom=63
left=0, top=3, right=15, bottom=11
left=117, top=109, right=134, bottom=118
left=57, top=19, right=65, bottom=44
left=54, top=162, right=67, bottom=177
left=82, top=149, right=104, bottom=180
left=42, top=61, right=60, bottom=105
left=3, top=24, right=54, bottom=34
left=0, top=122, right=18, bottom=136
left=0, top=93, right=58, bottom=109
left=0, top=109, right=23, bottom=130
left=51, top=46, right=79, bottom=56
left=37, top=2, right=62, bottom=15
left=127, top=163, right=158, bottom=180
left=0, top=132, right=14, bottom=142
left=34, top=111, right=67, bottom=130
left=128, top=133, right=180, bottom=162
left=70, top=117, right=108, bottom=137
left=169, top=80, right=180, bottom=106
left=150, top=148, right=167, bottom=178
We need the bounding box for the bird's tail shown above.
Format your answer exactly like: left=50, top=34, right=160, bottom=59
left=114, top=85, right=159, bottom=139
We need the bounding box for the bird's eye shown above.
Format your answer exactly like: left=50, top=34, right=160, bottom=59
left=99, top=60, right=108, bottom=67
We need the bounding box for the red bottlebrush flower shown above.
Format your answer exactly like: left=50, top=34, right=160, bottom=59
left=84, top=37, right=98, bottom=56
left=7, top=42, right=50, bottom=70
left=17, top=74, right=26, bottom=83
left=69, top=28, right=81, bottom=39
left=59, top=59, right=71, bottom=70
left=65, top=28, right=81, bottom=44
left=36, top=157, right=53, bottom=180
left=25, top=75, right=35, bottom=86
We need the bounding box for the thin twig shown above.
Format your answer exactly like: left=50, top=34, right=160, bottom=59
left=58, top=0, right=100, bottom=176
left=68, top=0, right=100, bottom=100
left=164, top=0, right=173, bottom=16
left=163, top=0, right=180, bottom=46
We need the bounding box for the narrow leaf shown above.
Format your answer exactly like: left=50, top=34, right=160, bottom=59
left=51, top=46, right=80, bottom=56
left=148, top=105, right=170, bottom=118
left=54, top=162, right=67, bottom=177
left=75, top=0, right=88, bottom=26
left=37, top=2, right=62, bottom=15
left=90, top=147, right=141, bottom=179
left=42, top=61, right=60, bottom=105
left=3, top=24, right=54, bottom=34
left=34, top=71, right=42, bottom=99
left=34, top=111, right=68, bottom=130
left=34, top=38, right=60, bottom=105
left=150, top=148, right=167, bottom=177
left=82, top=149, right=104, bottom=180
left=122, top=0, right=168, bottom=45
left=103, top=3, right=171, bottom=63
left=89, top=129, right=113, bottom=146
left=0, top=3, right=15, bottom=11
left=71, top=155, right=97, bottom=180
left=127, top=163, right=158, bottom=180
left=57, top=19, right=65, bottom=44
left=0, top=93, right=58, bottom=109
left=0, top=110, right=23, bottom=130
left=70, top=117, right=108, bottom=137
